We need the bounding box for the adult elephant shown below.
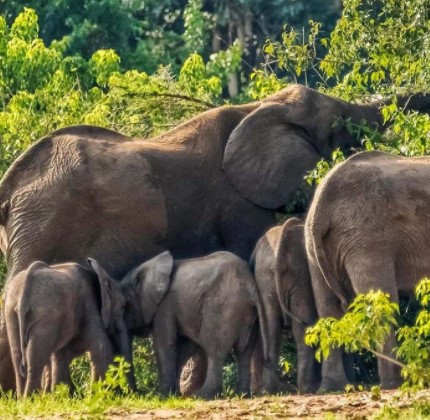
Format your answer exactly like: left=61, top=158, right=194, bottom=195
left=305, top=150, right=430, bottom=392
left=0, top=84, right=429, bottom=391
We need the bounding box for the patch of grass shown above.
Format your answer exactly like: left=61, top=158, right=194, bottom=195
left=0, top=358, right=197, bottom=418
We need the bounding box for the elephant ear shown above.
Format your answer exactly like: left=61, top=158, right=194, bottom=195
left=88, top=258, right=115, bottom=330
left=222, top=102, right=322, bottom=209
left=133, top=251, right=174, bottom=325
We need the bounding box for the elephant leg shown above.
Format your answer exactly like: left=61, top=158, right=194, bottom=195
left=24, top=337, right=52, bottom=396
left=42, top=362, right=52, bottom=393
left=196, top=353, right=224, bottom=400
left=309, top=261, right=348, bottom=392
left=153, top=314, right=179, bottom=396
left=378, top=330, right=401, bottom=389
left=88, top=334, right=114, bottom=382
left=293, top=319, right=320, bottom=394
left=346, top=257, right=401, bottom=389
left=180, top=349, right=207, bottom=397
left=261, top=307, right=283, bottom=394
left=51, top=348, right=73, bottom=393
left=250, top=334, right=264, bottom=395
left=5, top=312, right=24, bottom=396
left=0, top=322, right=16, bottom=392
left=234, top=340, right=254, bottom=396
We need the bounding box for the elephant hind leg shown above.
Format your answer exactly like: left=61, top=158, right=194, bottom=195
left=6, top=313, right=24, bottom=396
left=234, top=322, right=259, bottom=396
left=51, top=348, right=74, bottom=394
left=309, top=259, right=349, bottom=392
left=24, top=337, right=52, bottom=396
left=345, top=255, right=402, bottom=389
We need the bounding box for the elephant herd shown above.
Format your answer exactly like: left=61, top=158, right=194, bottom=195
left=1, top=84, right=430, bottom=398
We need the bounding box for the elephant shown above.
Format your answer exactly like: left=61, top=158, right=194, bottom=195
left=304, top=149, right=430, bottom=391
left=120, top=250, right=261, bottom=399
left=3, top=259, right=129, bottom=396
left=251, top=217, right=319, bottom=394
left=1, top=84, right=430, bottom=390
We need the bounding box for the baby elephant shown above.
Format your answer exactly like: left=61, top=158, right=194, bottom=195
left=4, top=259, right=127, bottom=397
left=252, top=217, right=320, bottom=394
left=121, top=250, right=261, bottom=399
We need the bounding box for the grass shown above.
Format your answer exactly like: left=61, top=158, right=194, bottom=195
left=0, top=389, right=199, bottom=418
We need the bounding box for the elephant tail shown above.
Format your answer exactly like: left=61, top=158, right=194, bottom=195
left=306, top=203, right=349, bottom=311
left=17, top=261, right=47, bottom=377
left=247, top=279, right=270, bottom=366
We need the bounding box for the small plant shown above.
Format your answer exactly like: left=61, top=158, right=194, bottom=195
left=370, top=385, right=381, bottom=400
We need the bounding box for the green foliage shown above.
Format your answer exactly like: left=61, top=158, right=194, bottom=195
left=306, top=149, right=346, bottom=187
left=247, top=70, right=286, bottom=100
left=183, top=0, right=210, bottom=54
left=306, top=291, right=399, bottom=362
left=306, top=279, right=430, bottom=389
left=179, top=53, right=222, bottom=98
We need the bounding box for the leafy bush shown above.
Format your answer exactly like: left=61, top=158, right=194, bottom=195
left=306, top=278, right=430, bottom=389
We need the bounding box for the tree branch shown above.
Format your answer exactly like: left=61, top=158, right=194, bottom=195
left=137, top=92, right=217, bottom=109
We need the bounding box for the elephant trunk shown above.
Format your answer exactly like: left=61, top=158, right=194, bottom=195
left=396, top=92, right=430, bottom=114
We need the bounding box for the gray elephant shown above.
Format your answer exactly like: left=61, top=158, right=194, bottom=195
left=4, top=259, right=129, bottom=396
left=252, top=218, right=319, bottom=394
left=1, top=85, right=430, bottom=390
left=305, top=150, right=430, bottom=391
left=120, top=250, right=261, bottom=399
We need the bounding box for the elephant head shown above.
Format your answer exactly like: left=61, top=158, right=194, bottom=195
left=88, top=258, right=134, bottom=388
left=223, top=84, right=430, bottom=209
left=120, top=251, right=174, bottom=331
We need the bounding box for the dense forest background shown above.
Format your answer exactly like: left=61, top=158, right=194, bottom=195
left=0, top=0, right=342, bottom=79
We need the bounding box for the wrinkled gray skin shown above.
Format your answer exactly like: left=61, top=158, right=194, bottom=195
left=305, top=150, right=430, bottom=392
left=3, top=260, right=128, bottom=396
left=121, top=251, right=261, bottom=399
left=252, top=218, right=319, bottom=394
left=1, top=85, right=430, bottom=390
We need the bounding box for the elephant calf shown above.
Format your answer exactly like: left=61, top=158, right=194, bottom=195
left=120, top=250, right=261, bottom=399
left=4, top=259, right=128, bottom=396
left=252, top=217, right=319, bottom=394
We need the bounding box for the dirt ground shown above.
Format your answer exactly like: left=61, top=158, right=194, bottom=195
left=107, top=389, right=430, bottom=419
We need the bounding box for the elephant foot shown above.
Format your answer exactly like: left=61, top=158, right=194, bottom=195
left=234, top=386, right=251, bottom=398
left=379, top=362, right=402, bottom=390
left=380, top=377, right=402, bottom=390
left=318, top=377, right=348, bottom=394
left=195, top=386, right=220, bottom=400
left=298, top=383, right=319, bottom=395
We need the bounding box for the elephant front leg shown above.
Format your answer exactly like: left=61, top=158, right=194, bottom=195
left=153, top=314, right=179, bottom=396
left=196, top=354, right=224, bottom=400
